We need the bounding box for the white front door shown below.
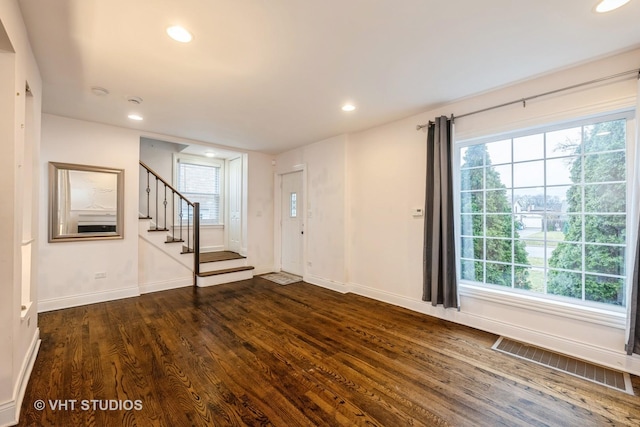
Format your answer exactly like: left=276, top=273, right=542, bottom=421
left=281, top=171, right=303, bottom=275
left=228, top=157, right=242, bottom=253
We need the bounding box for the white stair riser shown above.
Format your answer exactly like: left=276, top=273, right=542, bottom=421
left=138, top=220, right=193, bottom=269
left=197, top=270, right=254, bottom=287
left=140, top=218, right=251, bottom=285
left=199, top=258, right=247, bottom=273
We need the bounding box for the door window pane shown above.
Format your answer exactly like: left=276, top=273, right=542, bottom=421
left=290, top=192, right=297, bottom=217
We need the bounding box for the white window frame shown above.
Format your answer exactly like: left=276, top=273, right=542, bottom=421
left=173, top=153, right=225, bottom=226
left=455, top=109, right=635, bottom=317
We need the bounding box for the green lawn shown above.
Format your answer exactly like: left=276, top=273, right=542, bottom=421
left=527, top=256, right=544, bottom=267
left=528, top=268, right=545, bottom=293
left=521, top=231, right=565, bottom=247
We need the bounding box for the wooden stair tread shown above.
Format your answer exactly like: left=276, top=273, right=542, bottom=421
left=165, top=237, right=184, bottom=243
left=199, top=251, right=246, bottom=263
left=139, top=216, right=152, bottom=220
left=148, top=228, right=170, bottom=232
left=198, top=266, right=254, bottom=277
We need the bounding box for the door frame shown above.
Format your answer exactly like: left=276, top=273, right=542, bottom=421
left=224, top=156, right=243, bottom=254
left=274, top=165, right=306, bottom=276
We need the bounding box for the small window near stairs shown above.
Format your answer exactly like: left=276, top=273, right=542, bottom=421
left=175, top=154, right=224, bottom=225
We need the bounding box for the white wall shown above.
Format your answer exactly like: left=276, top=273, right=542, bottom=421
left=0, top=1, right=42, bottom=425
left=348, top=122, right=425, bottom=298
left=278, top=48, right=640, bottom=375
left=247, top=151, right=275, bottom=274
left=38, top=115, right=140, bottom=312
left=275, top=135, right=347, bottom=288
left=138, top=235, right=192, bottom=294
left=39, top=115, right=277, bottom=307
left=139, top=137, right=176, bottom=220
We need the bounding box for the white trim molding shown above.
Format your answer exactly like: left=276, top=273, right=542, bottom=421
left=273, top=166, right=308, bottom=277
left=459, top=284, right=626, bottom=329
left=304, top=274, right=349, bottom=294
left=200, top=245, right=225, bottom=253
left=0, top=329, right=40, bottom=427
left=139, top=277, right=192, bottom=294
left=253, top=265, right=275, bottom=276
left=344, top=280, right=640, bottom=375
left=38, top=286, right=140, bottom=313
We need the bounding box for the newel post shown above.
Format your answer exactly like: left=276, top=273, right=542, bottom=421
left=193, top=202, right=200, bottom=285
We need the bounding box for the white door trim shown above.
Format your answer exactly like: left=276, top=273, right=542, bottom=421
left=226, top=156, right=242, bottom=253
left=273, top=165, right=306, bottom=276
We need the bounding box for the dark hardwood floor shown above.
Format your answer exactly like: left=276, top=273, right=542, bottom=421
left=19, top=278, right=640, bottom=426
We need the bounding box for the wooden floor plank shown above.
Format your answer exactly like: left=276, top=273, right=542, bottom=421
left=19, top=278, right=640, bottom=426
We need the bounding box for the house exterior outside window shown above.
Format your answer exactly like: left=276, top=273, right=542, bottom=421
left=457, top=111, right=632, bottom=310
left=175, top=155, right=223, bottom=225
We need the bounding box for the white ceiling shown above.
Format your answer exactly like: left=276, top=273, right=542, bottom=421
left=18, top=0, right=640, bottom=154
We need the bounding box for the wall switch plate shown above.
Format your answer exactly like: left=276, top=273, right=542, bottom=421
left=412, top=208, right=424, bottom=217
left=95, top=272, right=107, bottom=279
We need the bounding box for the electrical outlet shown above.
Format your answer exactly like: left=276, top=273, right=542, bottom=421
left=95, top=272, right=107, bottom=279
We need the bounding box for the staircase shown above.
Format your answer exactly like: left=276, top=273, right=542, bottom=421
left=139, top=161, right=254, bottom=287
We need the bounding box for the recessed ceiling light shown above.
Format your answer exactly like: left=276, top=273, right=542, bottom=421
left=205, top=151, right=215, bottom=158
left=127, top=96, right=143, bottom=105
left=595, top=0, right=631, bottom=12
left=166, top=26, right=193, bottom=43
left=342, top=104, right=356, bottom=112
left=90, top=86, right=109, bottom=96
left=128, top=114, right=143, bottom=121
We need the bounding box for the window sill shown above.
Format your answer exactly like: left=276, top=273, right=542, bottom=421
left=200, top=224, right=224, bottom=229
left=459, top=283, right=626, bottom=330
left=21, top=301, right=32, bottom=320
left=171, top=223, right=224, bottom=229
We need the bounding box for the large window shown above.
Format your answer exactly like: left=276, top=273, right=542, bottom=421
left=458, top=112, right=632, bottom=308
left=175, top=156, right=223, bottom=225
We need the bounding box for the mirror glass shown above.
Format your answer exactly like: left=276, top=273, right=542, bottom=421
left=49, top=162, right=124, bottom=242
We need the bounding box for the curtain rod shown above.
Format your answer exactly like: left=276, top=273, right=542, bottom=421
left=416, top=68, right=640, bottom=131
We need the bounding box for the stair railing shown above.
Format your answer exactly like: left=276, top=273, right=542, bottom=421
left=139, top=161, right=200, bottom=282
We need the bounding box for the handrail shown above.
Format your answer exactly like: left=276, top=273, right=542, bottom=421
left=139, top=161, right=194, bottom=206
left=194, top=203, right=200, bottom=278
left=140, top=161, right=200, bottom=285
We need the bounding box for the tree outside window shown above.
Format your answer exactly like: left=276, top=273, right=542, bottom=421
left=458, top=113, right=629, bottom=308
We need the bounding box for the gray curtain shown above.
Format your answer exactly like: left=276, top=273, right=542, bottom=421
left=423, top=116, right=458, bottom=308
left=626, top=227, right=640, bottom=354
left=625, top=74, right=640, bottom=355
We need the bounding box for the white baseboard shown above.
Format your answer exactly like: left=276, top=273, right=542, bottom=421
left=38, top=286, right=140, bottom=313
left=347, top=281, right=640, bottom=376
left=460, top=308, right=640, bottom=375
left=0, top=329, right=40, bottom=427
left=139, top=277, right=193, bottom=294
left=0, top=401, right=14, bottom=427
left=201, top=245, right=224, bottom=252
left=304, top=274, right=349, bottom=294
left=197, top=269, right=254, bottom=287
left=253, top=265, right=275, bottom=276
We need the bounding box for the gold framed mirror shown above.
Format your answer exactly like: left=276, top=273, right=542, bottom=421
left=49, top=162, right=124, bottom=242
